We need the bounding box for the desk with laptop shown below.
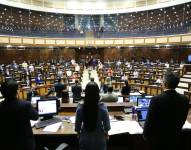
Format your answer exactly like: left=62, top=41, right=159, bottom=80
left=32, top=95, right=191, bottom=150
left=32, top=94, right=191, bottom=134
left=31, top=91, right=152, bottom=130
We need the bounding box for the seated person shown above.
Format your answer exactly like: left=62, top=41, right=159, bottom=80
left=121, top=80, right=131, bottom=102
left=35, top=74, right=43, bottom=84
left=101, top=85, right=118, bottom=102
left=133, top=70, right=139, bottom=78
left=66, top=69, right=72, bottom=77
left=102, top=77, right=111, bottom=93
left=155, top=76, right=163, bottom=85
left=57, top=68, right=63, bottom=78
left=72, top=79, right=82, bottom=103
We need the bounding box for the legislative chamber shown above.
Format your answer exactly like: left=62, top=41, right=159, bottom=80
left=0, top=0, right=191, bottom=150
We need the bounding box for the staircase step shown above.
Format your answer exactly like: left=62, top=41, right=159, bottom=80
left=176, top=88, right=188, bottom=94
left=180, top=78, right=191, bottom=83
left=183, top=75, right=191, bottom=78
left=178, top=82, right=189, bottom=88
left=81, top=69, right=100, bottom=90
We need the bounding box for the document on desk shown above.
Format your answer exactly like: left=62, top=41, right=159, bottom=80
left=30, top=120, right=39, bottom=127
left=69, top=116, right=76, bottom=124
left=182, top=120, right=191, bottom=129
left=43, top=122, right=62, bottom=132
left=109, top=121, right=143, bottom=135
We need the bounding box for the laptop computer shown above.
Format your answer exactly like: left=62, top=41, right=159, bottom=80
left=117, top=96, right=124, bottom=103
left=137, top=97, right=151, bottom=107
left=136, top=107, right=149, bottom=128
left=129, top=93, right=142, bottom=103
left=31, top=96, right=41, bottom=104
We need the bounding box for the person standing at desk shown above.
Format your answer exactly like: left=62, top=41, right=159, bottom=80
left=75, top=82, right=111, bottom=150
left=143, top=71, right=189, bottom=150
left=47, top=78, right=65, bottom=98
left=0, top=80, right=38, bottom=150
left=72, top=79, right=82, bottom=103
left=121, top=80, right=131, bottom=102
left=55, top=78, right=68, bottom=103
left=46, top=78, right=68, bottom=102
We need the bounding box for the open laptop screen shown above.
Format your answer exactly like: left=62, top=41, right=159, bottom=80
left=31, top=96, right=41, bottom=104
left=137, top=107, right=148, bottom=121
left=137, top=97, right=151, bottom=107
left=129, top=94, right=142, bottom=103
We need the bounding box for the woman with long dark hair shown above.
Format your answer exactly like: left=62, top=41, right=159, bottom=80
left=75, top=81, right=110, bottom=150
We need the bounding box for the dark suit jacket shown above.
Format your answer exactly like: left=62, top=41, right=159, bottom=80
left=72, top=84, right=82, bottom=101
left=121, top=85, right=131, bottom=96
left=143, top=90, right=189, bottom=150
left=54, top=82, right=66, bottom=98
left=0, top=99, right=38, bottom=150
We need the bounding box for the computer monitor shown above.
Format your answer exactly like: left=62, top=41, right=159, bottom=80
left=137, top=97, right=151, bottom=107
left=129, top=93, right=142, bottom=103
left=136, top=107, right=148, bottom=121
left=188, top=55, right=191, bottom=63
left=31, top=96, right=41, bottom=104
left=117, top=96, right=123, bottom=103
left=37, top=99, right=58, bottom=119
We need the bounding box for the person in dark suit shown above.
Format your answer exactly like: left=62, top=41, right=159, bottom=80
left=101, top=85, right=118, bottom=102
left=0, top=80, right=38, bottom=150
left=54, top=78, right=66, bottom=98
left=121, top=80, right=131, bottom=101
left=46, top=78, right=68, bottom=102
left=72, top=79, right=82, bottom=103
left=143, top=71, right=189, bottom=150
left=26, top=85, right=39, bottom=101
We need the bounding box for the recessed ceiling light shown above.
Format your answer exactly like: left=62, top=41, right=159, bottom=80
left=18, top=45, right=25, bottom=48
left=6, top=45, right=12, bottom=48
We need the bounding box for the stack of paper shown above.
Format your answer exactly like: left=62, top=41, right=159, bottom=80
left=43, top=122, right=62, bottom=132
left=69, top=116, right=76, bottom=124
left=183, top=120, right=191, bottom=129
left=30, top=120, right=39, bottom=127
left=109, top=120, right=143, bottom=135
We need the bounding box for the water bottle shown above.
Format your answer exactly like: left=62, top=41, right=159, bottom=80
left=132, top=106, right=135, bottom=120
left=132, top=106, right=137, bottom=120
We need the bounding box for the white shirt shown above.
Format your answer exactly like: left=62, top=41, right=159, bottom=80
left=75, top=65, right=80, bottom=72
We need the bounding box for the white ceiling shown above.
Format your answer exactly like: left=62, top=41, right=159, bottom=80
left=0, top=0, right=190, bottom=14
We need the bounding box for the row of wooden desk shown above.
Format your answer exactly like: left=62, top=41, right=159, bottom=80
left=33, top=101, right=191, bottom=150
left=59, top=101, right=132, bottom=112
